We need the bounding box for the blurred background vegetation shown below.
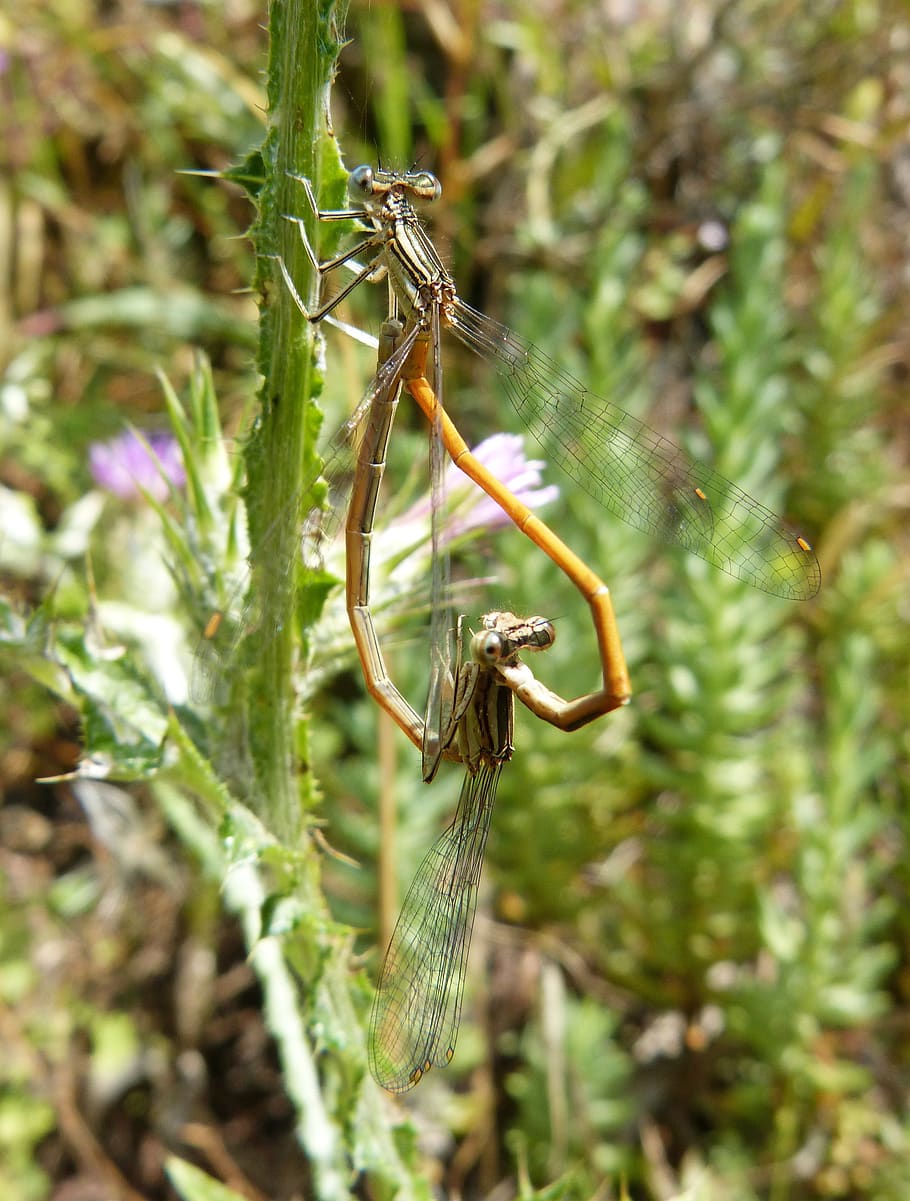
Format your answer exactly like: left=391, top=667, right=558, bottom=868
left=1, top=0, right=909, bottom=1198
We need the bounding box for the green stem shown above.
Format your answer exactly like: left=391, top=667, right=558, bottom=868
left=244, top=0, right=345, bottom=843
left=216, top=8, right=432, bottom=1194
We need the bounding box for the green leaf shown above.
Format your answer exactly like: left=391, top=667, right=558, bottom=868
left=53, top=626, right=168, bottom=780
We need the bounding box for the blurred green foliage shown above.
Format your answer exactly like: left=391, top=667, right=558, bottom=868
left=2, top=0, right=909, bottom=1199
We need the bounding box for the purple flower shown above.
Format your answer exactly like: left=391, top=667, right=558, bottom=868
left=89, top=431, right=185, bottom=502
left=398, top=432, right=559, bottom=543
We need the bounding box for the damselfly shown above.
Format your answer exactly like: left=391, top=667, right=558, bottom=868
left=345, top=321, right=630, bottom=1089
left=286, top=163, right=820, bottom=607
left=367, top=608, right=595, bottom=1092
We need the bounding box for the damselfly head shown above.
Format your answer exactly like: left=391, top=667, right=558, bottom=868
left=348, top=164, right=442, bottom=205
left=471, top=611, right=556, bottom=666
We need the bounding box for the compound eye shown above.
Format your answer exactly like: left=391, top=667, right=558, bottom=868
left=412, top=171, right=442, bottom=201
left=348, top=164, right=374, bottom=197
left=477, top=632, right=504, bottom=665
left=529, top=617, right=556, bottom=649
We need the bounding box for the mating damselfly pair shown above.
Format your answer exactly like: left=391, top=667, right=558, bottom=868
left=236, top=162, right=820, bottom=1091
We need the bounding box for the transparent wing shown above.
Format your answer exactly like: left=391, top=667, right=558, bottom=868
left=449, top=300, right=820, bottom=600
left=369, top=762, right=501, bottom=1092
